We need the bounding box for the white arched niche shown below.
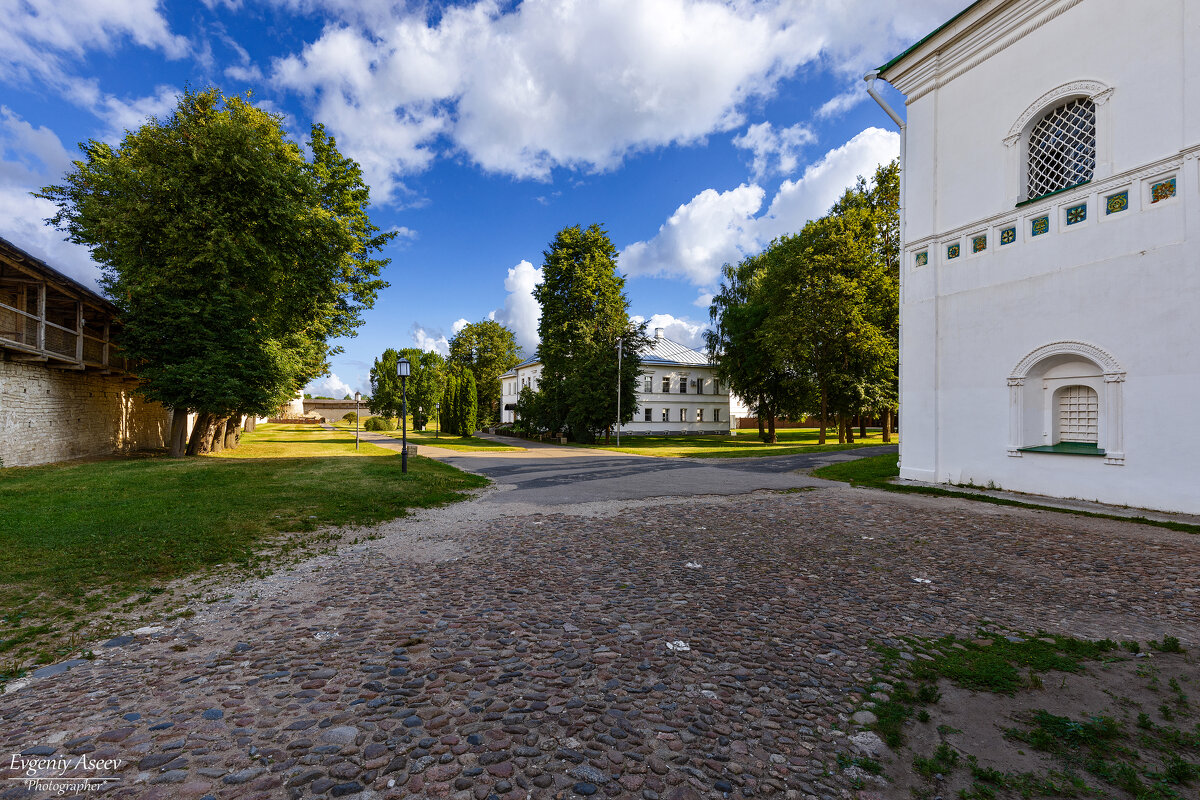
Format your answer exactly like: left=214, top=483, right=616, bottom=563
left=1007, top=340, right=1125, bottom=465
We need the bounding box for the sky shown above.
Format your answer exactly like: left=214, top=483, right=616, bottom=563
left=0, top=0, right=965, bottom=399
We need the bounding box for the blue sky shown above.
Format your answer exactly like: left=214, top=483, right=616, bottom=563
left=0, top=0, right=964, bottom=398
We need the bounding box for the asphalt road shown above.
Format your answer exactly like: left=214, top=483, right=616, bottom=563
left=358, top=429, right=897, bottom=506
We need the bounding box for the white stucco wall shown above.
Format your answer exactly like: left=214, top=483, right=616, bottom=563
left=886, top=0, right=1200, bottom=513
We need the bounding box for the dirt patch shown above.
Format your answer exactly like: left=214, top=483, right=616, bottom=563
left=864, top=640, right=1199, bottom=799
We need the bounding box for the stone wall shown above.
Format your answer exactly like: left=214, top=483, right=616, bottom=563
left=0, top=359, right=170, bottom=467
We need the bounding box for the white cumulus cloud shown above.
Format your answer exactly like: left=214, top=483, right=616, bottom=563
left=490, top=259, right=543, bottom=354
left=411, top=323, right=449, bottom=355
left=620, top=183, right=765, bottom=286
left=265, top=0, right=962, bottom=197
left=304, top=371, right=357, bottom=398
left=733, top=121, right=815, bottom=179
left=633, top=313, right=709, bottom=350
left=620, top=127, right=899, bottom=288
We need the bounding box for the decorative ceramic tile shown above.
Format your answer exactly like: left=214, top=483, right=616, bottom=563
left=1151, top=176, right=1176, bottom=203
left=1000, top=227, right=1016, bottom=245
left=946, top=243, right=960, bottom=259
left=1031, top=216, right=1050, bottom=236
left=972, top=235, right=987, bottom=253
left=915, top=251, right=928, bottom=267
left=1066, top=203, right=1087, bottom=225
left=1105, top=190, right=1128, bottom=214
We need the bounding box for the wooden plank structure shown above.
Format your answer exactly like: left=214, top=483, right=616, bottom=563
left=0, top=236, right=130, bottom=375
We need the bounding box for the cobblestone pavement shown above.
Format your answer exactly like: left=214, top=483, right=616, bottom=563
left=2, top=484, right=1196, bottom=800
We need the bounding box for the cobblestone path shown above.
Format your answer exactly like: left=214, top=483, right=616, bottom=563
left=2, top=485, right=1196, bottom=800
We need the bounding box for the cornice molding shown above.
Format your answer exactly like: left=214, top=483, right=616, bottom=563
left=1007, top=80, right=1113, bottom=137
left=1010, top=340, right=1124, bottom=379
left=897, top=0, right=1089, bottom=104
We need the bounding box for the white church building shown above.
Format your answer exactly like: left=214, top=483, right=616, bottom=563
left=870, top=0, right=1200, bottom=514
left=500, top=328, right=738, bottom=435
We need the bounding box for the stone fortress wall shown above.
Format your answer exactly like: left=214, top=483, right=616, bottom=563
left=0, top=358, right=170, bottom=467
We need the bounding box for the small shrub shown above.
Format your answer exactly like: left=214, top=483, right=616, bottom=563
left=342, top=412, right=359, bottom=422
left=363, top=416, right=395, bottom=432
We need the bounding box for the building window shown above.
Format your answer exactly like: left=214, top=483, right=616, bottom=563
left=680, top=408, right=687, bottom=422
left=713, top=408, right=721, bottom=422
left=662, top=376, right=670, bottom=393
left=662, top=408, right=669, bottom=422
left=1027, top=97, right=1095, bottom=200
left=678, top=378, right=687, bottom=394
left=696, top=378, right=704, bottom=394
left=644, top=375, right=653, bottom=393
left=714, top=379, right=720, bottom=394
left=1057, top=385, right=1098, bottom=444
left=696, top=408, right=703, bottom=422
left=644, top=407, right=652, bottom=422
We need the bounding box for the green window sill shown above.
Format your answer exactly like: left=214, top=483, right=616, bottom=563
left=1018, top=442, right=1105, bottom=456
left=1016, top=180, right=1091, bottom=208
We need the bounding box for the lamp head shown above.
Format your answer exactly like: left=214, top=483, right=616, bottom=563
left=354, top=391, right=360, bottom=402
left=397, top=357, right=411, bottom=378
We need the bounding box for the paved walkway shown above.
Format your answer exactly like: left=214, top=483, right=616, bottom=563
left=350, top=427, right=899, bottom=506
left=2, top=439, right=1197, bottom=800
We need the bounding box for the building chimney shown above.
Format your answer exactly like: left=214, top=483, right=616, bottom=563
left=654, top=327, right=664, bottom=340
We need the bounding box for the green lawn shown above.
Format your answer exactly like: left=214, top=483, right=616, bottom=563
left=333, top=419, right=524, bottom=452
left=0, top=423, right=486, bottom=673
left=812, top=453, right=1200, bottom=535
left=562, top=427, right=897, bottom=458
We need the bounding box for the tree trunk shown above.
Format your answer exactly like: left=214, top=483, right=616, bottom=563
left=767, top=413, right=777, bottom=445
left=209, top=416, right=228, bottom=454
left=243, top=416, right=257, bottom=433
left=186, top=413, right=214, bottom=456
left=838, top=415, right=847, bottom=444
left=757, top=403, right=766, bottom=443
left=847, top=415, right=855, bottom=444
left=882, top=409, right=891, bottom=443
left=224, top=416, right=241, bottom=450
left=859, top=415, right=866, bottom=440
left=167, top=410, right=188, bottom=457
left=818, top=387, right=828, bottom=445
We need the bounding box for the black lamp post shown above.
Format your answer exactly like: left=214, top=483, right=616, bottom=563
left=435, top=402, right=440, bottom=439
left=354, top=391, right=361, bottom=450
left=398, top=356, right=411, bottom=473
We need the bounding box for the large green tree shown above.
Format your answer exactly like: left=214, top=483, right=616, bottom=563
left=39, top=89, right=391, bottom=455
left=533, top=224, right=647, bottom=443
left=705, top=252, right=811, bottom=444
left=447, top=320, right=521, bottom=426
left=370, top=348, right=445, bottom=430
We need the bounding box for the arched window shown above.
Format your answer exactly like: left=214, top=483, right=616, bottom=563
left=1026, top=97, right=1096, bottom=199
left=1055, top=385, right=1098, bottom=444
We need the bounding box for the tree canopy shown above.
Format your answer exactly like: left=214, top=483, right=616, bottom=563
left=707, top=160, right=899, bottom=443
left=447, top=319, right=522, bottom=426
left=369, top=347, right=445, bottom=430
left=38, top=88, right=392, bottom=453
left=532, top=224, right=646, bottom=442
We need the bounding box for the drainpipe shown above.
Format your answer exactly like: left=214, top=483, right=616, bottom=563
left=864, top=69, right=910, bottom=474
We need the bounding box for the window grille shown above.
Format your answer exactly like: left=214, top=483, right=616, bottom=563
left=1027, top=98, right=1095, bottom=199
left=1057, top=385, right=1098, bottom=444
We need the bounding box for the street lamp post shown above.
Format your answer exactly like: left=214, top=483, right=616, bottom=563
left=398, top=357, right=411, bottom=473
left=435, top=402, right=440, bottom=439
left=354, top=391, right=361, bottom=450
left=616, top=337, right=622, bottom=447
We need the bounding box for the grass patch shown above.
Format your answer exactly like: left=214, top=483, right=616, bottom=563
left=333, top=420, right=524, bottom=452
left=0, top=423, right=486, bottom=675
left=866, top=632, right=1118, bottom=748
left=812, top=454, right=1200, bottom=535
left=561, top=427, right=896, bottom=458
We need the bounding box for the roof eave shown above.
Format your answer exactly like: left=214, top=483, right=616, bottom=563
left=876, top=0, right=985, bottom=79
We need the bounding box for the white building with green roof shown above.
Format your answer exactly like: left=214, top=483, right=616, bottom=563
left=500, top=328, right=740, bottom=434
